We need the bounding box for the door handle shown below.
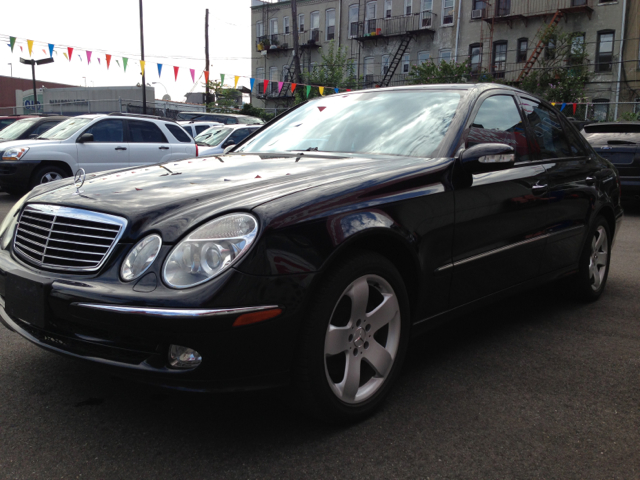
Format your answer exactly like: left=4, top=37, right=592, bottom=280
left=115, top=147, right=127, bottom=151
left=159, top=146, right=170, bottom=150
left=585, top=176, right=595, bottom=185
left=532, top=183, right=548, bottom=192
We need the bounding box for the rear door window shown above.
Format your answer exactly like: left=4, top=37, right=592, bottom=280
left=195, top=125, right=210, bottom=135
left=128, top=120, right=168, bottom=143
left=165, top=123, right=192, bottom=143
left=83, top=120, right=125, bottom=142
left=520, top=99, right=573, bottom=158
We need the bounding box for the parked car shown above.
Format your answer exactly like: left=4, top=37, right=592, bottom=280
left=194, top=124, right=261, bottom=156
left=0, top=116, right=68, bottom=143
left=0, top=84, right=622, bottom=423
left=0, top=115, right=36, bottom=132
left=176, top=112, right=264, bottom=125
left=581, top=122, right=640, bottom=200
left=178, top=120, right=224, bottom=138
left=0, top=113, right=196, bottom=194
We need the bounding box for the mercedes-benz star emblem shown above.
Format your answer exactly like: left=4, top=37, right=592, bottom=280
left=74, top=168, right=86, bottom=194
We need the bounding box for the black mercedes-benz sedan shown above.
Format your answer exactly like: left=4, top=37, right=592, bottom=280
left=0, top=84, right=623, bottom=422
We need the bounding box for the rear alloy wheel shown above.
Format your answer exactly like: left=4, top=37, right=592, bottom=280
left=574, top=216, right=611, bottom=301
left=295, top=252, right=410, bottom=423
left=30, top=166, right=68, bottom=189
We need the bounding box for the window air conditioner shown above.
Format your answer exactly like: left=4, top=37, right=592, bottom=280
left=471, top=9, right=485, bottom=19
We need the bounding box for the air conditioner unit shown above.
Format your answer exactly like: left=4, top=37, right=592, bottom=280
left=471, top=9, right=486, bottom=19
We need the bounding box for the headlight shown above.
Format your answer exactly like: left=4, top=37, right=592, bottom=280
left=163, top=213, right=258, bottom=289
left=121, top=234, right=162, bottom=281
left=0, top=193, right=28, bottom=250
left=2, top=147, right=29, bottom=161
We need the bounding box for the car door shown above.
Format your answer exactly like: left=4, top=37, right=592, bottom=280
left=76, top=119, right=129, bottom=173
left=451, top=92, right=549, bottom=306
left=518, top=96, right=600, bottom=274
left=126, top=119, right=172, bottom=167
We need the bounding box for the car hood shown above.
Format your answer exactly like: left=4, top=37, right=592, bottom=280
left=26, top=153, right=430, bottom=243
left=0, top=139, right=63, bottom=151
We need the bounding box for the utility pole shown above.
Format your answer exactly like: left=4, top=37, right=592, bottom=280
left=291, top=0, right=302, bottom=85
left=139, top=0, right=147, bottom=114
left=205, top=8, right=210, bottom=112
left=20, top=57, right=53, bottom=114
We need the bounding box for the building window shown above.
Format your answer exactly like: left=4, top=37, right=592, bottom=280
left=439, top=49, right=452, bottom=63
left=469, top=43, right=482, bottom=74
left=326, top=9, right=336, bottom=41
left=256, top=67, right=265, bottom=94
left=385, top=0, right=392, bottom=18
left=402, top=54, right=411, bottom=73
left=473, top=0, right=487, bottom=8
left=256, top=21, right=264, bottom=41
left=593, top=99, right=609, bottom=121
left=299, top=14, right=305, bottom=32
left=269, top=66, right=278, bottom=95
left=382, top=55, right=390, bottom=75
left=597, top=0, right=616, bottom=3
left=545, top=36, right=556, bottom=59
left=405, top=0, right=412, bottom=15
left=418, top=51, right=430, bottom=64
left=421, top=0, right=433, bottom=27
left=442, top=0, right=454, bottom=25
left=283, top=17, right=290, bottom=34
left=310, top=11, right=320, bottom=41
left=570, top=33, right=585, bottom=63
left=269, top=18, right=278, bottom=43
left=364, top=57, right=375, bottom=84
left=495, top=0, right=510, bottom=16
left=634, top=98, right=640, bottom=114
left=572, top=0, right=587, bottom=5
left=492, top=41, right=507, bottom=77
left=596, top=30, right=614, bottom=73
left=282, top=65, right=290, bottom=83
left=365, top=2, right=377, bottom=34
left=517, top=38, right=528, bottom=63
left=349, top=4, right=359, bottom=38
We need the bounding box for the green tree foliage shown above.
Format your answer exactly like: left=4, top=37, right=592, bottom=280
left=205, top=80, right=241, bottom=112
left=240, top=103, right=275, bottom=122
left=520, top=25, right=591, bottom=105
left=295, top=40, right=357, bottom=103
left=407, top=58, right=488, bottom=84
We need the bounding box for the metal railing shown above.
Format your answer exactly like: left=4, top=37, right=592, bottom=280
left=484, top=0, right=593, bottom=19
left=354, top=12, right=435, bottom=39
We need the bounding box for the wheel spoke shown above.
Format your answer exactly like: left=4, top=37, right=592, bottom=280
left=339, top=355, right=361, bottom=401
left=363, top=341, right=393, bottom=378
left=592, top=267, right=602, bottom=289
left=325, top=325, right=350, bottom=356
left=596, top=252, right=608, bottom=268
left=366, top=293, right=399, bottom=332
left=346, top=276, right=369, bottom=322
left=595, top=228, right=605, bottom=250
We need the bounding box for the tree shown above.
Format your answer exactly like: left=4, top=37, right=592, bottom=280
left=407, top=57, right=494, bottom=85
left=295, top=40, right=357, bottom=103
left=205, top=80, right=240, bottom=111
left=520, top=25, right=591, bottom=108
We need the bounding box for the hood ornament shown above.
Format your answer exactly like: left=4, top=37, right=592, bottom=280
left=74, top=168, right=86, bottom=194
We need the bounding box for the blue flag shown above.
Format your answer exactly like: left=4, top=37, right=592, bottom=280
left=48, top=44, right=54, bottom=57
left=249, top=78, right=255, bottom=91
left=157, top=63, right=163, bottom=78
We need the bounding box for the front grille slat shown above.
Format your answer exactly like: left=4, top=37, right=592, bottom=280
left=13, top=204, right=127, bottom=273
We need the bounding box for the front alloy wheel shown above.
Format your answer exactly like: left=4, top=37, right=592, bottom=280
left=588, top=225, right=608, bottom=291
left=573, top=216, right=611, bottom=301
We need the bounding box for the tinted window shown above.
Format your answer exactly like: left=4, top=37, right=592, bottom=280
left=520, top=99, right=572, bottom=158
left=200, top=128, right=232, bottom=146
left=128, top=120, right=168, bottom=143
left=165, top=123, right=192, bottom=143
left=195, top=125, right=210, bottom=135
left=226, top=128, right=253, bottom=145
left=584, top=124, right=640, bottom=134
left=83, top=120, right=124, bottom=143
left=32, top=121, right=61, bottom=136
left=0, top=119, right=38, bottom=140
left=467, top=95, right=530, bottom=161
left=0, top=119, right=16, bottom=130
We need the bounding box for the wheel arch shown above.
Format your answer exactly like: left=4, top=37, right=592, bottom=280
left=594, top=204, right=616, bottom=238
left=29, top=161, right=73, bottom=185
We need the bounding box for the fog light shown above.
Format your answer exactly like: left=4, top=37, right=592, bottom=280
left=168, top=345, right=202, bottom=369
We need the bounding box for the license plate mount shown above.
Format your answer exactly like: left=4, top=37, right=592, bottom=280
left=5, top=271, right=52, bottom=329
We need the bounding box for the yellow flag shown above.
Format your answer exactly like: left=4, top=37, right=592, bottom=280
left=27, top=39, right=34, bottom=56
left=140, top=60, right=146, bottom=76
left=234, top=75, right=240, bottom=88
left=551, top=102, right=556, bottom=106
left=319, top=86, right=324, bottom=96
left=63, top=52, right=68, bottom=60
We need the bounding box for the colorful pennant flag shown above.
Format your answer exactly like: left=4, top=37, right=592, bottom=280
left=67, top=47, right=73, bottom=61
left=234, top=75, right=239, bottom=88
left=116, top=59, right=120, bottom=68
left=190, top=68, right=195, bottom=82
left=86, top=51, right=92, bottom=64
left=63, top=52, right=68, bottom=60
left=249, top=78, right=255, bottom=91
left=572, top=103, right=577, bottom=115
left=220, top=73, right=225, bottom=85
left=9, top=37, right=15, bottom=53
left=319, top=86, right=324, bottom=96
left=105, top=54, right=111, bottom=69
left=97, top=58, right=101, bottom=65
left=204, top=71, right=209, bottom=83
left=263, top=79, right=269, bottom=92
left=551, top=102, right=556, bottom=106
left=173, top=66, right=179, bottom=81
left=42, top=49, right=46, bottom=55
left=291, top=83, right=297, bottom=94
left=140, top=60, right=145, bottom=76
left=123, top=57, right=128, bottom=71
left=27, top=39, right=33, bottom=56
left=334, top=87, right=339, bottom=94
left=19, top=46, right=23, bottom=52
left=157, top=63, right=162, bottom=77
left=306, top=85, right=311, bottom=98
left=560, top=103, right=566, bottom=111
left=77, top=54, right=82, bottom=62
left=48, top=43, right=54, bottom=57
left=277, top=81, right=283, bottom=93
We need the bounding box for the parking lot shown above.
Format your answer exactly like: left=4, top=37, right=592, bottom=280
left=0, top=191, right=638, bottom=480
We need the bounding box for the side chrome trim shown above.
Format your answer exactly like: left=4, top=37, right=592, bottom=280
left=434, top=225, right=585, bottom=272
left=73, top=303, right=280, bottom=318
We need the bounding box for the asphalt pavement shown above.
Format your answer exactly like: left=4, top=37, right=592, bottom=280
left=0, top=191, right=638, bottom=480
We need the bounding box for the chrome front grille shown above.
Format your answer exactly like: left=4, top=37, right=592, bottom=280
left=13, top=204, right=127, bottom=272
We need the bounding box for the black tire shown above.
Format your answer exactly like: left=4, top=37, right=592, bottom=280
left=294, top=251, right=411, bottom=423
left=573, top=216, right=611, bottom=302
left=29, top=165, right=69, bottom=190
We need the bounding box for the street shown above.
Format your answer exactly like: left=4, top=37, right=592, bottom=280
left=0, top=192, right=638, bottom=480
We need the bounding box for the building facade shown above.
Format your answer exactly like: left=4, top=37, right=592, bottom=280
left=251, top=0, right=636, bottom=119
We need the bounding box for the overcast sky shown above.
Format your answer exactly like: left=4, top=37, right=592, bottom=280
left=0, top=0, right=251, bottom=103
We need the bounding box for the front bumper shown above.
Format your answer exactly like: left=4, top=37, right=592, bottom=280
left=0, top=160, right=40, bottom=191
left=0, top=244, right=314, bottom=392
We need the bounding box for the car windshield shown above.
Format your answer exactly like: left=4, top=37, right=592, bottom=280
left=0, top=119, right=16, bottom=131
left=39, top=117, right=93, bottom=140
left=0, top=119, right=38, bottom=140
left=197, top=127, right=232, bottom=146
left=238, top=90, right=462, bottom=157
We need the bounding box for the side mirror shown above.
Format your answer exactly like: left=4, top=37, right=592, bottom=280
left=223, top=144, right=236, bottom=154
left=77, top=133, right=94, bottom=144
left=459, top=143, right=515, bottom=174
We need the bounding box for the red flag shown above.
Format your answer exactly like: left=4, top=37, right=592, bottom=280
left=105, top=54, right=112, bottom=69
left=173, top=66, right=179, bottom=81
left=67, top=47, right=73, bottom=61
left=263, top=79, right=269, bottom=92
left=291, top=83, right=297, bottom=93
left=204, top=71, right=209, bottom=83
left=572, top=103, right=577, bottom=115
